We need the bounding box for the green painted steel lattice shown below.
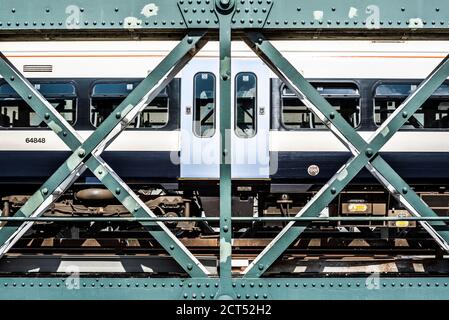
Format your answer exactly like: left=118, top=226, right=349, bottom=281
left=0, top=0, right=447, bottom=299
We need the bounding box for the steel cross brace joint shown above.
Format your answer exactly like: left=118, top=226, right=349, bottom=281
left=0, top=32, right=210, bottom=277
left=242, top=32, right=449, bottom=278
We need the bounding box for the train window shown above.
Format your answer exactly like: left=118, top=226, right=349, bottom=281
left=90, top=82, right=169, bottom=129
left=0, top=83, right=76, bottom=128
left=235, top=72, right=257, bottom=138
left=374, top=83, right=449, bottom=129
left=193, top=72, right=216, bottom=138
left=281, top=83, right=361, bottom=129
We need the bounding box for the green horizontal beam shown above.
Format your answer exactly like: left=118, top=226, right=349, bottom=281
left=0, top=216, right=449, bottom=222
left=1, top=0, right=449, bottom=40
left=0, top=277, right=448, bottom=300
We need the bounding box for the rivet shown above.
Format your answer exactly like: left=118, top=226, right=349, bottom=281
left=9, top=76, right=14, bottom=81
left=365, top=148, right=374, bottom=157
left=263, top=294, right=268, bottom=298
left=170, top=245, right=175, bottom=250
left=258, top=264, right=264, bottom=270
left=223, top=225, right=229, bottom=232
left=78, top=149, right=85, bottom=157
left=236, top=294, right=241, bottom=299
left=42, top=188, right=48, bottom=195
left=187, top=264, right=193, bottom=270
left=115, top=112, right=121, bottom=119
left=402, top=111, right=408, bottom=118
left=250, top=282, right=255, bottom=287
left=330, top=188, right=337, bottom=195
left=329, top=112, right=335, bottom=119
left=115, top=187, right=121, bottom=195
left=184, top=293, right=188, bottom=299
left=402, top=187, right=408, bottom=194
left=28, top=95, right=32, bottom=99
left=44, top=113, right=50, bottom=120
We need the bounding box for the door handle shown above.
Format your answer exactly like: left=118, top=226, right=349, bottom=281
left=259, top=106, right=265, bottom=115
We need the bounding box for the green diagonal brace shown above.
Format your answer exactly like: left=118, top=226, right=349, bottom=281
left=243, top=32, right=449, bottom=277
left=0, top=32, right=210, bottom=277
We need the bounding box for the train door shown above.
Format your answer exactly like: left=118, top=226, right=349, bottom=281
left=231, top=60, right=270, bottom=179
left=180, top=59, right=270, bottom=179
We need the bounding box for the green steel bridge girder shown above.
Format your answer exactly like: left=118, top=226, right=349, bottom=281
left=242, top=33, right=449, bottom=277
left=0, top=0, right=449, bottom=300
left=0, top=32, right=211, bottom=278
left=0, top=278, right=449, bottom=300
left=0, top=0, right=449, bottom=39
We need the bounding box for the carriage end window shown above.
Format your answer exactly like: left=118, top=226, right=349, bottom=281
left=235, top=73, right=257, bottom=138
left=281, top=83, right=361, bottom=129
left=374, top=83, right=449, bottom=129
left=0, top=83, right=76, bottom=128
left=90, top=82, right=169, bottom=129
left=193, top=73, right=216, bottom=138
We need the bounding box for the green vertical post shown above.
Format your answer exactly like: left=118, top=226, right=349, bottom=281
left=216, top=0, right=234, bottom=299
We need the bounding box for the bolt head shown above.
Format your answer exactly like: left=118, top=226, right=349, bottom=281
left=365, top=148, right=374, bottom=157
left=78, top=149, right=85, bottom=157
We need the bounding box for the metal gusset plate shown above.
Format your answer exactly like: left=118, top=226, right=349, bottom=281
left=242, top=32, right=449, bottom=277
left=0, top=32, right=211, bottom=277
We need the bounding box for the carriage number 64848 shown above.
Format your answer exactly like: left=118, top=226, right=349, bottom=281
left=25, top=138, right=46, bottom=144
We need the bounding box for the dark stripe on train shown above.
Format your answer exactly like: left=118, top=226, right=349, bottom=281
left=271, top=152, right=449, bottom=183
left=0, top=151, right=179, bottom=184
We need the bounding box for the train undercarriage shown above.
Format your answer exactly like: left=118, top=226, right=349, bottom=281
left=1, top=183, right=449, bottom=278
